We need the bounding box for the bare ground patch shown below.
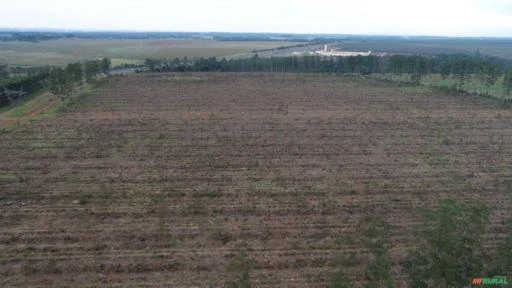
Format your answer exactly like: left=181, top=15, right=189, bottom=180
left=1, top=74, right=511, bottom=287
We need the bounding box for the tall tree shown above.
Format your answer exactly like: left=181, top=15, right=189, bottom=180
left=484, top=63, right=502, bottom=86
left=101, top=58, right=111, bottom=74
left=65, top=62, right=83, bottom=84
left=452, top=58, right=469, bottom=87
left=0, top=64, right=9, bottom=79
left=389, top=55, right=405, bottom=77
left=84, top=60, right=100, bottom=82
left=503, top=68, right=512, bottom=95
left=49, top=67, right=73, bottom=99
left=440, top=61, right=451, bottom=80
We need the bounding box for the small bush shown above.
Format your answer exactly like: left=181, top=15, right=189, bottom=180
left=226, top=249, right=254, bottom=288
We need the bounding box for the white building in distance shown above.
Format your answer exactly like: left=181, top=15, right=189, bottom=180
left=315, top=44, right=372, bottom=57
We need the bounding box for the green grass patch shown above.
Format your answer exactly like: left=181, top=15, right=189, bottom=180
left=167, top=75, right=206, bottom=82
left=248, top=180, right=284, bottom=194
left=0, top=80, right=104, bottom=132
left=421, top=74, right=510, bottom=99
left=373, top=73, right=512, bottom=102
left=0, top=172, right=19, bottom=181
left=192, top=189, right=221, bottom=198
left=0, top=39, right=299, bottom=67
left=0, top=89, right=52, bottom=116
left=57, top=80, right=105, bottom=112
left=110, top=57, right=142, bottom=67
left=335, top=236, right=357, bottom=247
left=27, top=140, right=56, bottom=149
left=429, top=154, right=451, bottom=167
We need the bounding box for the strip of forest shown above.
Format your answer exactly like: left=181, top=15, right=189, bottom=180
left=0, top=59, right=110, bottom=108
left=144, top=53, right=512, bottom=100
left=3, top=53, right=512, bottom=109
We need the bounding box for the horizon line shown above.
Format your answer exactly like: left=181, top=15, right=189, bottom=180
left=1, top=27, right=511, bottom=40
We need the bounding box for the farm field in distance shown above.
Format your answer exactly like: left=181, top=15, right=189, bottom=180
left=3, top=36, right=512, bottom=68
left=232, top=38, right=512, bottom=60
left=0, top=39, right=299, bottom=67
left=322, top=38, right=512, bottom=59
left=1, top=74, right=512, bottom=287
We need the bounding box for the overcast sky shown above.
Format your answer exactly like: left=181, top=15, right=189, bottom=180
left=1, top=0, right=511, bottom=37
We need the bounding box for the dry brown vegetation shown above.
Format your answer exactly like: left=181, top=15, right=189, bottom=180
left=1, top=73, right=511, bottom=287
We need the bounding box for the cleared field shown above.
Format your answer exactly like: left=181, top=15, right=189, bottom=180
left=373, top=73, right=512, bottom=100
left=0, top=39, right=298, bottom=66
left=328, top=39, right=512, bottom=59
left=1, top=74, right=511, bottom=287
left=236, top=39, right=512, bottom=60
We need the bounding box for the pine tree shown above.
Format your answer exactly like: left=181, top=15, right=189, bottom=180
left=503, top=68, right=512, bottom=95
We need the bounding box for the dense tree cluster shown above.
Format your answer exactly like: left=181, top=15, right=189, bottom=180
left=0, top=70, right=49, bottom=107
left=0, top=58, right=110, bottom=107
left=145, top=53, right=511, bottom=87
left=48, top=58, right=110, bottom=100
left=0, top=65, right=9, bottom=79
left=503, top=69, right=512, bottom=94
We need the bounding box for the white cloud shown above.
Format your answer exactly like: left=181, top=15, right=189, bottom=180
left=0, top=0, right=511, bottom=37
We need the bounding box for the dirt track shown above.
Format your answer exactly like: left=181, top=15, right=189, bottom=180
left=1, top=74, right=511, bottom=287
left=0, top=95, right=56, bottom=128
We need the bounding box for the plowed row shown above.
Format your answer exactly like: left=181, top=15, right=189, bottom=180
left=1, top=74, right=511, bottom=287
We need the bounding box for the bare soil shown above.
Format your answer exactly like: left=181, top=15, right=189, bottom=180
left=1, top=73, right=511, bottom=287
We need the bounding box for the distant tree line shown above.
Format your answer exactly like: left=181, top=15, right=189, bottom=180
left=144, top=53, right=512, bottom=93
left=0, top=32, right=73, bottom=42
left=0, top=31, right=318, bottom=42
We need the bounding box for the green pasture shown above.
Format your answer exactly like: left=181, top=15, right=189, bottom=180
left=0, top=39, right=298, bottom=67
left=375, top=73, right=511, bottom=100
